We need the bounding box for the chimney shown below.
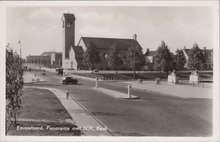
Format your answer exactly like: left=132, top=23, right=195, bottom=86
left=184, top=46, right=186, bottom=49
left=203, top=46, right=206, bottom=50
left=133, top=34, right=137, bottom=41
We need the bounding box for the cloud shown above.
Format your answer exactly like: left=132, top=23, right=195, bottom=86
left=28, top=7, right=60, bottom=30
left=6, top=6, right=213, bottom=58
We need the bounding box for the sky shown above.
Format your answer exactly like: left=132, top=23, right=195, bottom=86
left=6, top=6, right=214, bottom=58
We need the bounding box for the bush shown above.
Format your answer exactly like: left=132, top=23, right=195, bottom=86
left=6, top=48, right=24, bottom=129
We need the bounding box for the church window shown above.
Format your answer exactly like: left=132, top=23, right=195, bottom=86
left=104, top=53, right=108, bottom=59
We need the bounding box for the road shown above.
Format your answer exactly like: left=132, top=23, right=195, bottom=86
left=25, top=70, right=212, bottom=136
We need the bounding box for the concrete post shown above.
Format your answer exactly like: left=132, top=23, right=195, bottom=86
left=96, top=78, right=98, bottom=88
left=128, top=85, right=131, bottom=98
left=201, top=83, right=204, bottom=88
left=66, top=89, right=69, bottom=99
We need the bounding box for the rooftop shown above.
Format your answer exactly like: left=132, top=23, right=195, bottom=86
left=79, top=37, right=142, bottom=50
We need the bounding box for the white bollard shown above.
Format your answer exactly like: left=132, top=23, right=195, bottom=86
left=95, top=78, right=98, bottom=88
left=201, top=83, right=204, bottom=88
left=128, top=85, right=131, bottom=98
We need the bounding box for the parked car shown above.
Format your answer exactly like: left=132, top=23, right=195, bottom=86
left=62, top=77, right=78, bottom=85
left=93, top=69, right=99, bottom=72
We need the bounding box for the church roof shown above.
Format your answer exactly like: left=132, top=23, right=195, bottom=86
left=80, top=37, right=142, bottom=50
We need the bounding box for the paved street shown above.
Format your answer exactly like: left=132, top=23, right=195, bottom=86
left=24, top=69, right=212, bottom=136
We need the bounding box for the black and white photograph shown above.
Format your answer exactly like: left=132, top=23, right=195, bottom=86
left=0, top=1, right=219, bottom=141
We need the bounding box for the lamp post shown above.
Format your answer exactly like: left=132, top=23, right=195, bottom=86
left=133, top=48, right=136, bottom=79
left=133, top=34, right=137, bottom=80
left=18, top=40, right=22, bottom=59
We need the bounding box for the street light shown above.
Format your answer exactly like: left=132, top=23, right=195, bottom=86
left=18, top=40, right=21, bottom=59
left=133, top=34, right=137, bottom=80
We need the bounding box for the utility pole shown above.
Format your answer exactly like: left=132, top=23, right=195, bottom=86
left=133, top=48, right=136, bottom=79
left=18, top=40, right=22, bottom=59
left=133, top=34, right=137, bottom=80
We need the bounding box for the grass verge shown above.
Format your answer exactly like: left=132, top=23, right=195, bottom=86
left=7, top=87, right=81, bottom=136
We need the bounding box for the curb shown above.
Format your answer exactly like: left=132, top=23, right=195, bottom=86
left=93, top=87, right=139, bottom=99
left=32, top=86, right=112, bottom=136
left=69, top=95, right=113, bottom=136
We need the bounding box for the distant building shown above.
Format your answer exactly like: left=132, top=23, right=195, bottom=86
left=143, top=48, right=157, bottom=70
left=77, top=36, right=142, bottom=70
left=183, top=47, right=213, bottom=70
left=26, top=55, right=50, bottom=66
left=26, top=52, right=62, bottom=68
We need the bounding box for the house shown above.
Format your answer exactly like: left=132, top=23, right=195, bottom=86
left=143, top=48, right=157, bottom=70
left=183, top=47, right=213, bottom=70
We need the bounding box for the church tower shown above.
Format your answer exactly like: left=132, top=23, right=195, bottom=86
left=61, top=13, right=75, bottom=69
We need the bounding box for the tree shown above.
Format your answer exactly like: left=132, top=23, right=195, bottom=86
left=125, top=44, right=146, bottom=79
left=174, top=49, right=186, bottom=71
left=83, top=42, right=101, bottom=73
left=200, top=50, right=208, bottom=70
left=135, top=50, right=146, bottom=71
left=107, top=45, right=123, bottom=74
left=187, top=43, right=208, bottom=70
left=6, top=48, right=24, bottom=129
left=153, top=40, right=174, bottom=72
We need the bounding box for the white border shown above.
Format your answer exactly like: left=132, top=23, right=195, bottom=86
left=0, top=1, right=219, bottom=142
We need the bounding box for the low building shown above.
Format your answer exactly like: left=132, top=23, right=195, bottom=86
left=26, top=51, right=62, bottom=68
left=26, top=55, right=50, bottom=66
left=183, top=47, right=213, bottom=70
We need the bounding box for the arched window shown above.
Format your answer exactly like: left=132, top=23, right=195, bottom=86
left=104, top=53, right=108, bottom=59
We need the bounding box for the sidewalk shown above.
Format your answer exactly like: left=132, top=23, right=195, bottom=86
left=35, top=87, right=111, bottom=136
left=121, top=81, right=212, bottom=99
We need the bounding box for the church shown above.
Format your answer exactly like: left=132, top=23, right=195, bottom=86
left=62, top=13, right=143, bottom=70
